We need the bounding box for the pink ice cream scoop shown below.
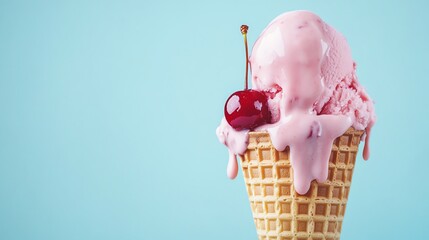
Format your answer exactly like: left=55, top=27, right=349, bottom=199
left=251, top=10, right=375, bottom=132
left=216, top=10, right=375, bottom=194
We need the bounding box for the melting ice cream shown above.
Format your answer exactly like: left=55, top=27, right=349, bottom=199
left=216, top=10, right=375, bottom=194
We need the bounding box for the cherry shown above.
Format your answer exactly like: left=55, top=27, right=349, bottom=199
left=224, top=90, right=270, bottom=130
left=223, top=25, right=271, bottom=130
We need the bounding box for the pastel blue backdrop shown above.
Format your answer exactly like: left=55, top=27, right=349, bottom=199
left=1, top=0, right=428, bottom=239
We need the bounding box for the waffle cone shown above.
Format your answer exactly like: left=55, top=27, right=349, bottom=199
left=240, top=128, right=364, bottom=240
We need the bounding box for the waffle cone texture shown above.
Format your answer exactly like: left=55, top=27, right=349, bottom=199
left=240, top=128, right=364, bottom=240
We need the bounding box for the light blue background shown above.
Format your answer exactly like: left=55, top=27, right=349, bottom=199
left=1, top=0, right=428, bottom=239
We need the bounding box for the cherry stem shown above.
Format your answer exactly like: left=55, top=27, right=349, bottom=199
left=241, top=25, right=249, bottom=90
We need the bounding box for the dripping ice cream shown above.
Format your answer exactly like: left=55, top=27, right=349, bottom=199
left=216, top=11, right=375, bottom=195
left=216, top=10, right=376, bottom=239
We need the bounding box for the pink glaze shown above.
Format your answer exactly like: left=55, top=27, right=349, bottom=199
left=217, top=11, right=375, bottom=194
left=216, top=118, right=249, bottom=179
left=265, top=114, right=351, bottom=194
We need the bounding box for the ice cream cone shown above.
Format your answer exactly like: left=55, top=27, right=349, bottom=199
left=240, top=128, right=364, bottom=240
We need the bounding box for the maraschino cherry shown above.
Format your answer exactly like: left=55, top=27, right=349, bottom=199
left=224, top=25, right=270, bottom=130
